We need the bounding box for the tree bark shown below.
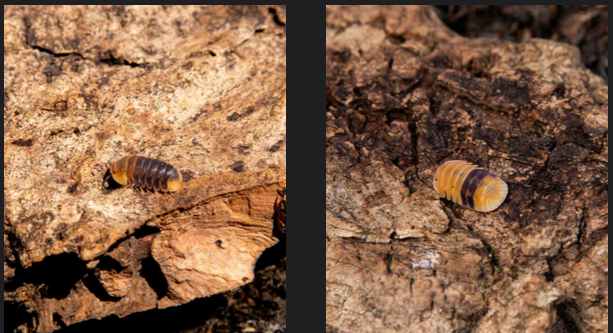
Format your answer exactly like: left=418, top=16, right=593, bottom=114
left=326, top=5, right=607, bottom=333
left=4, top=5, right=286, bottom=332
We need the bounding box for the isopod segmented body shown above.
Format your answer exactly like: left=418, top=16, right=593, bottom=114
left=433, top=160, right=508, bottom=212
left=109, top=156, right=183, bottom=193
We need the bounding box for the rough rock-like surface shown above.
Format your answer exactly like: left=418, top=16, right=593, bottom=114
left=326, top=5, right=607, bottom=333
left=4, top=5, right=286, bottom=333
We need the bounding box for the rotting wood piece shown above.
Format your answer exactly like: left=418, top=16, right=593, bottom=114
left=5, top=182, right=286, bottom=333
left=326, top=5, right=607, bottom=333
left=5, top=5, right=286, bottom=333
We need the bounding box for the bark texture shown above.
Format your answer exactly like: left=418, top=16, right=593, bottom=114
left=4, top=5, right=286, bottom=332
left=326, top=5, right=607, bottom=333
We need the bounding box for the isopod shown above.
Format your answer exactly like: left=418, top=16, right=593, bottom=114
left=107, top=156, right=183, bottom=193
left=433, top=160, right=508, bottom=212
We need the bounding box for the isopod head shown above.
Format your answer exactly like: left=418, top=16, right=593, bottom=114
left=110, top=156, right=131, bottom=186
left=433, top=160, right=508, bottom=212
left=166, top=172, right=183, bottom=192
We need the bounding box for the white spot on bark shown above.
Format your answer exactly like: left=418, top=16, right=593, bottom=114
left=412, top=251, right=440, bottom=270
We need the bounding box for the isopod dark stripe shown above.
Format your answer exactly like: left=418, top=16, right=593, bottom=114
left=432, top=160, right=508, bottom=212
left=109, top=156, right=183, bottom=193
left=460, top=169, right=491, bottom=209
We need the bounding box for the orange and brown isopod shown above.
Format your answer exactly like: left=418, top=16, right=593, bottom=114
left=433, top=160, right=508, bottom=212
left=107, top=156, right=183, bottom=193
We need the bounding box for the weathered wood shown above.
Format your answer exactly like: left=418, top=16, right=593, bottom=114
left=326, top=5, right=607, bottom=333
left=4, top=5, right=286, bottom=332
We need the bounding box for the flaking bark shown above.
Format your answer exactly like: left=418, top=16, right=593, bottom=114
left=5, top=5, right=286, bottom=332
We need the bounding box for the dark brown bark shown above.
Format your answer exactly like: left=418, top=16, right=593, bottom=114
left=326, top=5, right=607, bottom=333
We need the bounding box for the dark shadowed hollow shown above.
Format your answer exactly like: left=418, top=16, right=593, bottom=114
left=435, top=5, right=608, bottom=84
